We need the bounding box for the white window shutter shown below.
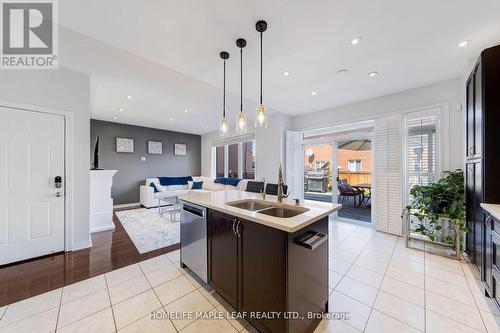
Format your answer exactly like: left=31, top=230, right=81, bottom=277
left=374, top=116, right=403, bottom=235
left=286, top=131, right=304, bottom=200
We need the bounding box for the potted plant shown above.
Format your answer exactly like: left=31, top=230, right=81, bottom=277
left=403, top=170, right=468, bottom=257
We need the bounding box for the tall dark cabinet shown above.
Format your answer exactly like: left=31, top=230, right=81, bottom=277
left=465, top=45, right=500, bottom=306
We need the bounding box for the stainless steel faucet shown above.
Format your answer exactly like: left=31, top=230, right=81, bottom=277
left=277, top=163, right=289, bottom=203
left=260, top=177, right=266, bottom=200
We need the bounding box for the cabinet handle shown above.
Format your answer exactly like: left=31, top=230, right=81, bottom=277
left=232, top=219, right=237, bottom=235
left=469, top=147, right=474, bottom=156
left=236, top=221, right=241, bottom=238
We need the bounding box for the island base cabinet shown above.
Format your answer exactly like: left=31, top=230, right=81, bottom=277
left=208, top=209, right=328, bottom=333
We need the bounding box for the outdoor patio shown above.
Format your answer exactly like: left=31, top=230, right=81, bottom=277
left=304, top=193, right=371, bottom=223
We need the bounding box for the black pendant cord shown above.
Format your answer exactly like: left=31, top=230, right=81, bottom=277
left=223, top=59, right=226, bottom=118
left=259, top=31, right=263, bottom=105
left=240, top=47, right=243, bottom=113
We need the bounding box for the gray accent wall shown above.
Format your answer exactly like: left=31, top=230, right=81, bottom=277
left=91, top=120, right=201, bottom=205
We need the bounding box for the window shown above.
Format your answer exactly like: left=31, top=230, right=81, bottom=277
left=212, top=138, right=256, bottom=179
left=242, top=140, right=256, bottom=179
left=405, top=111, right=440, bottom=201
left=347, top=160, right=362, bottom=172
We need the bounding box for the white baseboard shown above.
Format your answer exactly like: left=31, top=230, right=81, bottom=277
left=90, top=224, right=116, bottom=233
left=71, top=239, right=92, bottom=251
left=114, top=202, right=140, bottom=209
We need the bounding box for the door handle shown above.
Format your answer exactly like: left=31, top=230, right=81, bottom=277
left=236, top=221, right=241, bottom=237
left=232, top=219, right=237, bottom=235
left=56, top=192, right=62, bottom=197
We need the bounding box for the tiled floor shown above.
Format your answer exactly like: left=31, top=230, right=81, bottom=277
left=0, top=220, right=499, bottom=333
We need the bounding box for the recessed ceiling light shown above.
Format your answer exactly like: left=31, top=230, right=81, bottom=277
left=458, top=40, right=471, bottom=48
left=311, top=91, right=317, bottom=96
left=126, top=95, right=132, bottom=100
left=119, top=108, right=123, bottom=112
left=337, top=69, right=348, bottom=75
left=368, top=71, right=378, bottom=77
left=184, top=109, right=188, bottom=113
left=113, top=116, right=118, bottom=120
left=350, top=37, right=362, bottom=45
left=283, top=71, right=290, bottom=76
left=169, top=117, right=174, bottom=121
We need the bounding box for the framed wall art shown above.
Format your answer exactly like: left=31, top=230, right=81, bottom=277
left=147, top=140, right=163, bottom=155
left=116, top=137, right=134, bottom=153
left=174, top=143, right=187, bottom=156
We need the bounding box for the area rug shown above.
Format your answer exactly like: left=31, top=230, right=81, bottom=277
left=114, top=208, right=180, bottom=254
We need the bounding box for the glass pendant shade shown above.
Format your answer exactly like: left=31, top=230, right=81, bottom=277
left=255, top=104, right=267, bottom=128
left=236, top=112, right=247, bottom=134
left=220, top=116, right=229, bottom=137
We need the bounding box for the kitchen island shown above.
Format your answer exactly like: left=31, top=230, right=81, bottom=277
left=178, top=190, right=341, bottom=333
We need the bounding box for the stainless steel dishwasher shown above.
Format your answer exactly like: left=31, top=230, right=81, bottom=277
left=180, top=201, right=207, bottom=283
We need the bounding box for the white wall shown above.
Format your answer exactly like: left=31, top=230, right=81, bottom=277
left=292, top=78, right=464, bottom=170
left=201, top=113, right=292, bottom=183
left=0, top=67, right=91, bottom=250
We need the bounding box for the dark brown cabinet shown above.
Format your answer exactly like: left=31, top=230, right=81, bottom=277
left=207, top=209, right=329, bottom=333
left=208, top=210, right=238, bottom=308
left=465, top=45, right=500, bottom=310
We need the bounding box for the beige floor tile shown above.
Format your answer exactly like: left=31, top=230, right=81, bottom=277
left=105, top=264, right=144, bottom=287
left=57, top=307, right=115, bottom=333
left=57, top=289, right=110, bottom=328
left=472, top=290, right=500, bottom=315
left=389, top=256, right=425, bottom=274
left=425, top=265, right=468, bottom=288
left=184, top=271, right=207, bottom=289
left=364, top=243, right=395, bottom=256
left=200, top=286, right=227, bottom=308
left=329, top=291, right=371, bottom=331
left=359, top=248, right=393, bottom=262
left=425, top=276, right=476, bottom=306
left=313, top=318, right=361, bottom=332
left=216, top=303, right=249, bottom=331
left=108, top=274, right=151, bottom=305
left=335, top=277, right=379, bottom=307
left=331, top=248, right=359, bottom=263
left=374, top=291, right=424, bottom=332
left=113, top=289, right=162, bottom=329
left=329, top=270, right=343, bottom=289
left=426, top=310, right=483, bottom=333
left=380, top=276, right=424, bottom=306
left=468, top=274, right=487, bottom=294
left=461, top=261, right=481, bottom=280
left=166, top=249, right=180, bottom=263
left=240, top=323, right=260, bottom=333
left=139, top=254, right=173, bottom=273
left=119, top=310, right=176, bottom=333
left=0, top=307, right=58, bottom=333
left=0, top=288, right=61, bottom=326
left=163, top=290, right=215, bottom=331
left=341, top=237, right=370, bottom=248
left=425, top=291, right=486, bottom=331
left=61, top=275, right=107, bottom=304
left=385, top=266, right=424, bottom=288
left=181, top=315, right=237, bottom=333
left=0, top=306, right=6, bottom=320
left=144, top=264, right=183, bottom=287
left=330, top=258, right=352, bottom=274
left=346, top=265, right=384, bottom=289
left=365, top=309, right=421, bottom=333
left=154, top=275, right=196, bottom=306
left=392, top=248, right=425, bottom=264
left=352, top=258, right=388, bottom=275
left=479, top=310, right=500, bottom=333
left=425, top=254, right=463, bottom=274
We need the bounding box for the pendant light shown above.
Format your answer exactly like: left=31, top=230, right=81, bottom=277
left=219, top=51, right=229, bottom=137
left=236, top=38, right=247, bottom=134
left=255, top=20, right=268, bottom=128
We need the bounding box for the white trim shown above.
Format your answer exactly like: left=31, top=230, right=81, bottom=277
left=90, top=224, right=116, bottom=233
left=0, top=99, right=76, bottom=252
left=71, top=239, right=92, bottom=251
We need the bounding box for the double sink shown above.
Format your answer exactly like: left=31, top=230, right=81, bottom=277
left=226, top=199, right=309, bottom=218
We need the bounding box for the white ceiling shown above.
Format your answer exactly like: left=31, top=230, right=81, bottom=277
left=59, top=0, right=500, bottom=134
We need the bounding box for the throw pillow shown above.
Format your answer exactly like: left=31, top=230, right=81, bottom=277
left=192, top=181, right=203, bottom=190
left=150, top=182, right=159, bottom=193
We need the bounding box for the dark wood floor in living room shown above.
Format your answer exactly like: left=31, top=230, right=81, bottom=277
left=0, top=213, right=179, bottom=307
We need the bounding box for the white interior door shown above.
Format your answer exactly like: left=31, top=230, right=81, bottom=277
left=0, top=107, right=65, bottom=265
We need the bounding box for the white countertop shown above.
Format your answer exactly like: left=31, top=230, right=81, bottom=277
left=178, top=190, right=341, bottom=233
left=481, top=203, right=500, bottom=221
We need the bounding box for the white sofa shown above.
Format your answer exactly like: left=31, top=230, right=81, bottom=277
left=140, top=176, right=249, bottom=208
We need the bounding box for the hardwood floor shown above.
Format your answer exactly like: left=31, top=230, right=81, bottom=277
left=0, top=212, right=179, bottom=307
